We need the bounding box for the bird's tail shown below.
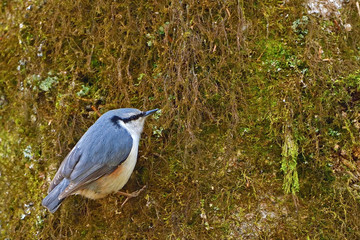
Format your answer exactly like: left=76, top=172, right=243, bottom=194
left=42, top=179, right=70, bottom=213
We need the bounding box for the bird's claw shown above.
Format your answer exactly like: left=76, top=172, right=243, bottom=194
left=118, top=185, right=147, bottom=208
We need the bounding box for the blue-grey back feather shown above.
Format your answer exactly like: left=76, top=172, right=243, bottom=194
left=42, top=179, right=70, bottom=213
left=43, top=109, right=135, bottom=211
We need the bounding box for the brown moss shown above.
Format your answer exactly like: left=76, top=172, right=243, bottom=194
left=1, top=0, right=360, bottom=239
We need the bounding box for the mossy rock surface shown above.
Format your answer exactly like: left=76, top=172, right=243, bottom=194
left=1, top=0, right=360, bottom=239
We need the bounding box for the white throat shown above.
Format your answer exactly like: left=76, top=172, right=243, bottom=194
left=118, top=119, right=144, bottom=143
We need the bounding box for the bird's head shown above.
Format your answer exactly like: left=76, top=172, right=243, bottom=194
left=109, top=108, right=159, bottom=136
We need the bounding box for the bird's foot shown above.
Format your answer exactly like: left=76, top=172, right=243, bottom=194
left=117, top=185, right=147, bottom=208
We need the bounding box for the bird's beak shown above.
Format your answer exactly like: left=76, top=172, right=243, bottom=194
left=144, top=108, right=159, bottom=117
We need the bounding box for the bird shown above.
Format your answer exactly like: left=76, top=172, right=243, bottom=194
left=42, top=108, right=159, bottom=213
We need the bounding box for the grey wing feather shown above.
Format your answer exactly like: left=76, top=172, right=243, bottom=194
left=58, top=163, right=117, bottom=199
left=48, top=146, right=82, bottom=193
left=48, top=116, right=133, bottom=199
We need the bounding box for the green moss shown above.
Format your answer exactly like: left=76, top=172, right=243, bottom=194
left=1, top=0, right=360, bottom=239
left=281, top=127, right=300, bottom=194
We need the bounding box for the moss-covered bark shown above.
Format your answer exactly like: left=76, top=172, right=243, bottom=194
left=1, top=0, right=360, bottom=239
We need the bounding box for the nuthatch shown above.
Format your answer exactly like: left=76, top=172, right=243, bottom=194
left=42, top=108, right=159, bottom=213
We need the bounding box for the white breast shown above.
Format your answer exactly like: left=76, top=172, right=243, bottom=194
left=113, top=130, right=140, bottom=189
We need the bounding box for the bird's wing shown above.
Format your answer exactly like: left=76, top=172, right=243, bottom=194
left=48, top=146, right=81, bottom=193
left=48, top=118, right=133, bottom=199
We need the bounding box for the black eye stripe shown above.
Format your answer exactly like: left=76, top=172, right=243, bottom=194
left=122, top=112, right=145, bottom=123
left=110, top=113, right=145, bottom=125
left=110, top=116, right=122, bottom=128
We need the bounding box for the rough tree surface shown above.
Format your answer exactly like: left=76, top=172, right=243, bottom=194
left=1, top=0, right=360, bottom=239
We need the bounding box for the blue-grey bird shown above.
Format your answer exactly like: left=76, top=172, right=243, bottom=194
left=42, top=108, right=159, bottom=213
